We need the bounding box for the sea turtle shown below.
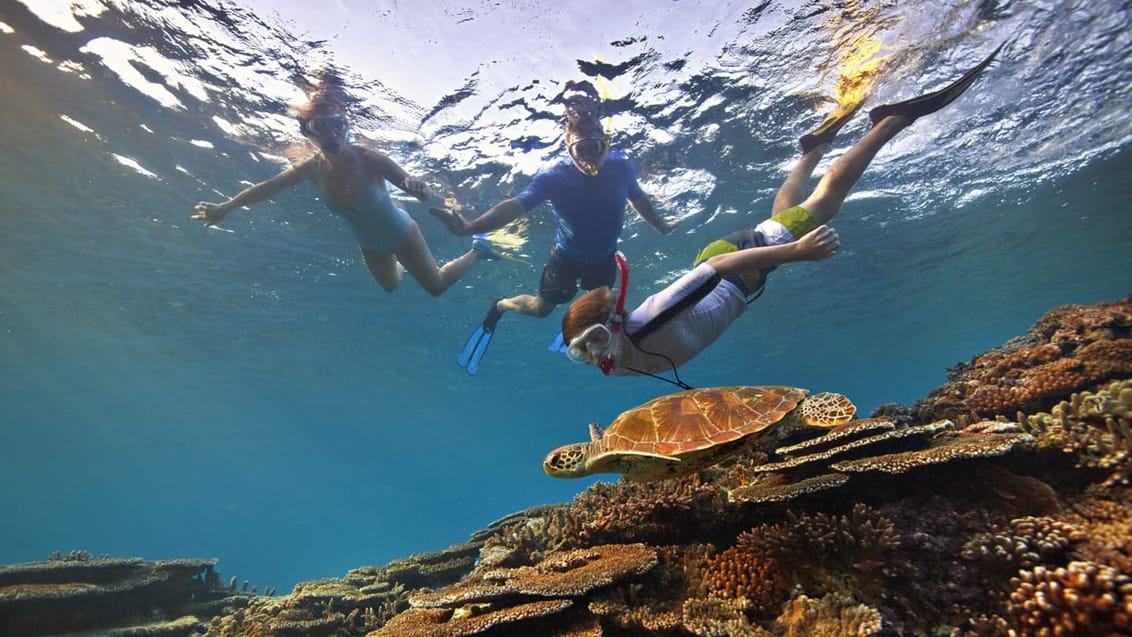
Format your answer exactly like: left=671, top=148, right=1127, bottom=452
left=543, top=386, right=856, bottom=482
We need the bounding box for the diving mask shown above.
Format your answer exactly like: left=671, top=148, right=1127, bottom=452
left=566, top=323, right=615, bottom=366
left=302, top=114, right=349, bottom=138
left=567, top=135, right=611, bottom=176
left=566, top=252, right=630, bottom=375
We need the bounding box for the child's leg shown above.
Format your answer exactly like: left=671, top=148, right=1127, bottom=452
left=797, top=115, right=910, bottom=224
left=772, top=146, right=828, bottom=214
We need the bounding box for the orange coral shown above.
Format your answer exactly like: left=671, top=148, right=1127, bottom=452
left=699, top=543, right=790, bottom=616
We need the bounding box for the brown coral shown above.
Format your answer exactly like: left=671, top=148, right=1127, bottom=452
left=1005, top=561, right=1132, bottom=636
left=410, top=544, right=658, bottom=608
left=962, top=516, right=1086, bottom=574
left=366, top=599, right=573, bottom=637
left=775, top=593, right=883, bottom=637
left=699, top=543, right=791, bottom=615
left=682, top=595, right=772, bottom=637
left=588, top=543, right=712, bottom=633
left=0, top=557, right=243, bottom=637
left=1022, top=379, right=1132, bottom=487
left=568, top=474, right=726, bottom=545
left=831, top=430, right=1033, bottom=474
left=914, top=296, right=1132, bottom=423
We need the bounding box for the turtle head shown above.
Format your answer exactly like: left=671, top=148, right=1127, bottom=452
left=543, top=443, right=592, bottom=478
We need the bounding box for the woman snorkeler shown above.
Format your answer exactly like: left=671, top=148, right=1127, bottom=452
left=193, top=78, right=494, bottom=295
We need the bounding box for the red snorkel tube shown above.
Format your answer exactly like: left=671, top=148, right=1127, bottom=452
left=598, top=251, right=630, bottom=375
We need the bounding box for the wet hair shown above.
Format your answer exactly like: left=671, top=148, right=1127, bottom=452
left=563, top=80, right=602, bottom=128
left=292, top=71, right=351, bottom=124
left=562, top=286, right=614, bottom=343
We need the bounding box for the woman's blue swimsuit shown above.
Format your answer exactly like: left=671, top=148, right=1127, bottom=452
left=325, top=183, right=413, bottom=255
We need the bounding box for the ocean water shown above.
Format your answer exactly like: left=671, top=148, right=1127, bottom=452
left=0, top=0, right=1129, bottom=592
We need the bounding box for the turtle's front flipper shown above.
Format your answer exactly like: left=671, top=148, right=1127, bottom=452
left=457, top=299, right=504, bottom=375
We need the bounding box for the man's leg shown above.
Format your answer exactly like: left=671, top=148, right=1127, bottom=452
left=498, top=294, right=558, bottom=318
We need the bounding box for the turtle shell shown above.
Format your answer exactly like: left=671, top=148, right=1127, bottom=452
left=600, top=386, right=809, bottom=457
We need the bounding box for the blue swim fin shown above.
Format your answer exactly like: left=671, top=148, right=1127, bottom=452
left=457, top=300, right=504, bottom=375
left=547, top=332, right=568, bottom=353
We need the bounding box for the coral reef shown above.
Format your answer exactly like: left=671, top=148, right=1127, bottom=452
left=0, top=555, right=251, bottom=636
left=915, top=296, right=1132, bottom=423
left=3, top=295, right=1130, bottom=636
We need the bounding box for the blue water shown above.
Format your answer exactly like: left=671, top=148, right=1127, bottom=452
left=1, top=0, right=1130, bottom=592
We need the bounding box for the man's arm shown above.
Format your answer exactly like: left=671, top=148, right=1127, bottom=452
left=629, top=195, right=677, bottom=234
left=430, top=198, right=526, bottom=236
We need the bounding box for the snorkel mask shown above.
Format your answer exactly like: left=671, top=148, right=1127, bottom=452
left=566, top=252, right=629, bottom=375
left=567, top=135, right=611, bottom=177
left=300, top=114, right=349, bottom=154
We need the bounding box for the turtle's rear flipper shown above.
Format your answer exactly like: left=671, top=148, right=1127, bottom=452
left=869, top=42, right=1004, bottom=125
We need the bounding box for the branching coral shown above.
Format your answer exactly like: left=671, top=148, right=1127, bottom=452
left=1005, top=561, right=1132, bottom=636
left=567, top=474, right=727, bottom=545
left=698, top=542, right=791, bottom=616
left=588, top=544, right=712, bottom=633
left=698, top=503, right=899, bottom=619
left=738, top=504, right=900, bottom=576
left=961, top=516, right=1086, bottom=580
left=1067, top=490, right=1132, bottom=576
left=1022, top=379, right=1132, bottom=487
left=775, top=593, right=883, bottom=637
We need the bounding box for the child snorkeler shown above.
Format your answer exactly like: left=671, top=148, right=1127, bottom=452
left=561, top=45, right=1003, bottom=383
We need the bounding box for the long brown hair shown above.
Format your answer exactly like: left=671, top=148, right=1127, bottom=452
left=562, top=287, right=614, bottom=343
left=292, top=71, right=351, bottom=121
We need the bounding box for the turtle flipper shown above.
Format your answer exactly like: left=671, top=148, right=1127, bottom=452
left=869, top=42, right=1004, bottom=125
left=798, top=391, right=857, bottom=427
left=588, top=449, right=682, bottom=480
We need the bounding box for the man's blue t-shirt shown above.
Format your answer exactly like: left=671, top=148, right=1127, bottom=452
left=515, top=151, right=646, bottom=263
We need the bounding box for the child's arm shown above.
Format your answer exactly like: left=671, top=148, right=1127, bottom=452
left=707, top=225, right=840, bottom=277
left=193, top=160, right=313, bottom=226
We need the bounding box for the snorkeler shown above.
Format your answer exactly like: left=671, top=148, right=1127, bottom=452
left=192, top=77, right=494, bottom=296
left=561, top=44, right=1004, bottom=385
left=429, top=80, right=678, bottom=374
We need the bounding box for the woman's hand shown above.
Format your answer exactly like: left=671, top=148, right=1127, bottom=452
left=428, top=207, right=472, bottom=236
left=794, top=225, right=840, bottom=261
left=401, top=178, right=432, bottom=202
left=193, top=202, right=231, bottom=227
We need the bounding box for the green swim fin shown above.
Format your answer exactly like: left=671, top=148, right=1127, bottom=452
left=457, top=300, right=504, bottom=375
left=869, top=42, right=1005, bottom=125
